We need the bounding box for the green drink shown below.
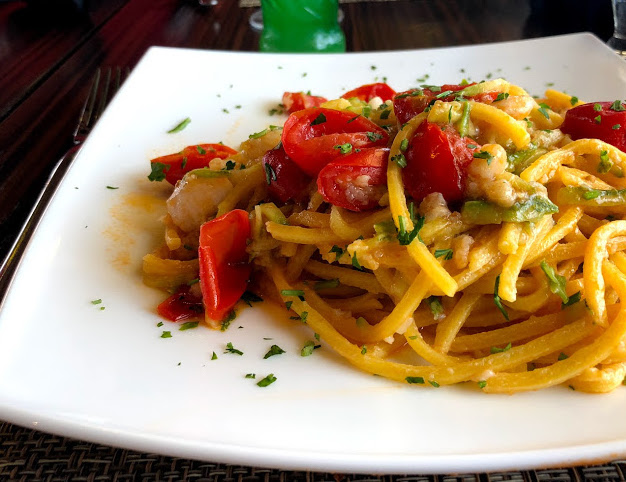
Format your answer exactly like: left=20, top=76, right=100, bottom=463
left=259, top=0, right=346, bottom=53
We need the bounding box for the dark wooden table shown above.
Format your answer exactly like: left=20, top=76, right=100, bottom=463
left=0, top=0, right=619, bottom=478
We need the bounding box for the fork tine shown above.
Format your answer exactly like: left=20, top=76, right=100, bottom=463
left=73, top=67, right=101, bottom=144
left=74, top=66, right=129, bottom=144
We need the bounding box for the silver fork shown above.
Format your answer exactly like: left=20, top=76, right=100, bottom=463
left=0, top=66, right=130, bottom=301
left=73, top=66, right=130, bottom=145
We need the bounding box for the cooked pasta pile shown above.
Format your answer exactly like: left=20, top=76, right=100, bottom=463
left=144, top=78, right=626, bottom=394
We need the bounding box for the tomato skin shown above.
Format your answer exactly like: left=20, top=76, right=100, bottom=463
left=341, top=83, right=396, bottom=102
left=157, top=285, right=204, bottom=322
left=151, top=143, right=237, bottom=185
left=403, top=122, right=479, bottom=204
left=282, top=92, right=328, bottom=114
left=317, top=148, right=389, bottom=212
left=393, top=84, right=499, bottom=125
left=281, top=107, right=389, bottom=176
left=561, top=102, right=626, bottom=151
left=198, top=210, right=251, bottom=324
left=262, top=145, right=311, bottom=204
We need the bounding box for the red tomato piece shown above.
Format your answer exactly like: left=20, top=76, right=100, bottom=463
left=341, top=83, right=397, bottom=102
left=281, top=107, right=389, bottom=176
left=393, top=83, right=499, bottom=125
left=561, top=101, right=626, bottom=152
left=151, top=143, right=237, bottom=185
left=282, top=91, right=328, bottom=114
left=157, top=285, right=204, bottom=322
left=262, top=144, right=311, bottom=204
left=317, top=148, right=389, bottom=212
left=403, top=122, right=480, bottom=204
left=198, top=210, right=251, bottom=325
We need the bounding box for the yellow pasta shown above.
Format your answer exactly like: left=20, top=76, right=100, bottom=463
left=143, top=78, right=626, bottom=394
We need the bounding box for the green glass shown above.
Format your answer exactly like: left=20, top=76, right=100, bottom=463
left=259, top=0, right=346, bottom=53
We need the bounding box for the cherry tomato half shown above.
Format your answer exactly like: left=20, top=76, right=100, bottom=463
left=282, top=91, right=328, bottom=114
left=317, top=148, right=389, bottom=212
left=281, top=107, right=389, bottom=176
left=151, top=143, right=237, bottom=185
left=393, top=83, right=499, bottom=125
left=341, top=83, right=397, bottom=102
left=198, top=210, right=251, bottom=324
left=403, top=122, right=480, bottom=204
left=561, top=101, right=626, bottom=152
left=157, top=285, right=204, bottom=322
left=262, top=144, right=311, bottom=204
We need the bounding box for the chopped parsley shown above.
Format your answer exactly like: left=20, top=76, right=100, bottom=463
left=352, top=252, right=363, bottom=271
left=537, top=103, right=552, bottom=120
left=221, top=311, right=236, bottom=331
left=494, top=275, right=509, bottom=321
left=224, top=342, right=243, bottom=355
left=264, top=163, right=277, bottom=185
left=179, top=321, right=199, bottom=331
left=391, top=153, right=407, bottom=168
left=167, top=117, right=191, bottom=133
left=434, top=248, right=454, bottom=260
left=257, top=374, right=277, bottom=387
left=558, top=352, right=569, bottom=361
left=360, top=345, right=367, bottom=355
left=593, top=103, right=603, bottom=112
left=397, top=214, right=424, bottom=245
left=263, top=344, right=286, bottom=359
left=91, top=299, right=102, bottom=305
left=106, top=186, right=119, bottom=190
left=595, top=114, right=602, bottom=124
left=495, top=93, right=510, bottom=102
left=473, top=150, right=494, bottom=165
left=224, top=160, right=236, bottom=170
left=405, top=376, right=425, bottom=384
left=280, top=289, right=305, bottom=300
left=400, top=138, right=409, bottom=151
left=310, top=113, right=327, bottom=126
left=241, top=291, right=263, bottom=306
left=570, top=96, right=579, bottom=106
left=478, top=380, right=487, bottom=389
left=245, top=373, right=256, bottom=379
left=611, top=100, right=626, bottom=112
left=562, top=291, right=581, bottom=309
left=426, top=296, right=444, bottom=319
left=334, top=143, right=353, bottom=154
left=160, top=331, right=172, bottom=339
left=613, top=124, right=622, bottom=130
left=429, top=380, right=440, bottom=388
left=490, top=342, right=512, bottom=354
left=598, top=150, right=613, bottom=173
left=301, top=340, right=320, bottom=357
left=540, top=260, right=569, bottom=304
left=367, top=131, right=384, bottom=142
left=249, top=128, right=268, bottom=139
left=148, top=162, right=170, bottom=182
left=196, top=145, right=206, bottom=155
left=330, top=245, right=344, bottom=260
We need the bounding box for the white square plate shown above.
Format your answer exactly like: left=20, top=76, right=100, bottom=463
left=2, top=33, right=626, bottom=474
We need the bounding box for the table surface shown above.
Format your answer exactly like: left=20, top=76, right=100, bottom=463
left=0, top=0, right=622, bottom=479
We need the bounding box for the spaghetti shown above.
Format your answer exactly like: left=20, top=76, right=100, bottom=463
left=144, top=79, right=626, bottom=394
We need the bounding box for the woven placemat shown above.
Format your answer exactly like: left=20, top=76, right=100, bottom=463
left=1, top=421, right=626, bottom=482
